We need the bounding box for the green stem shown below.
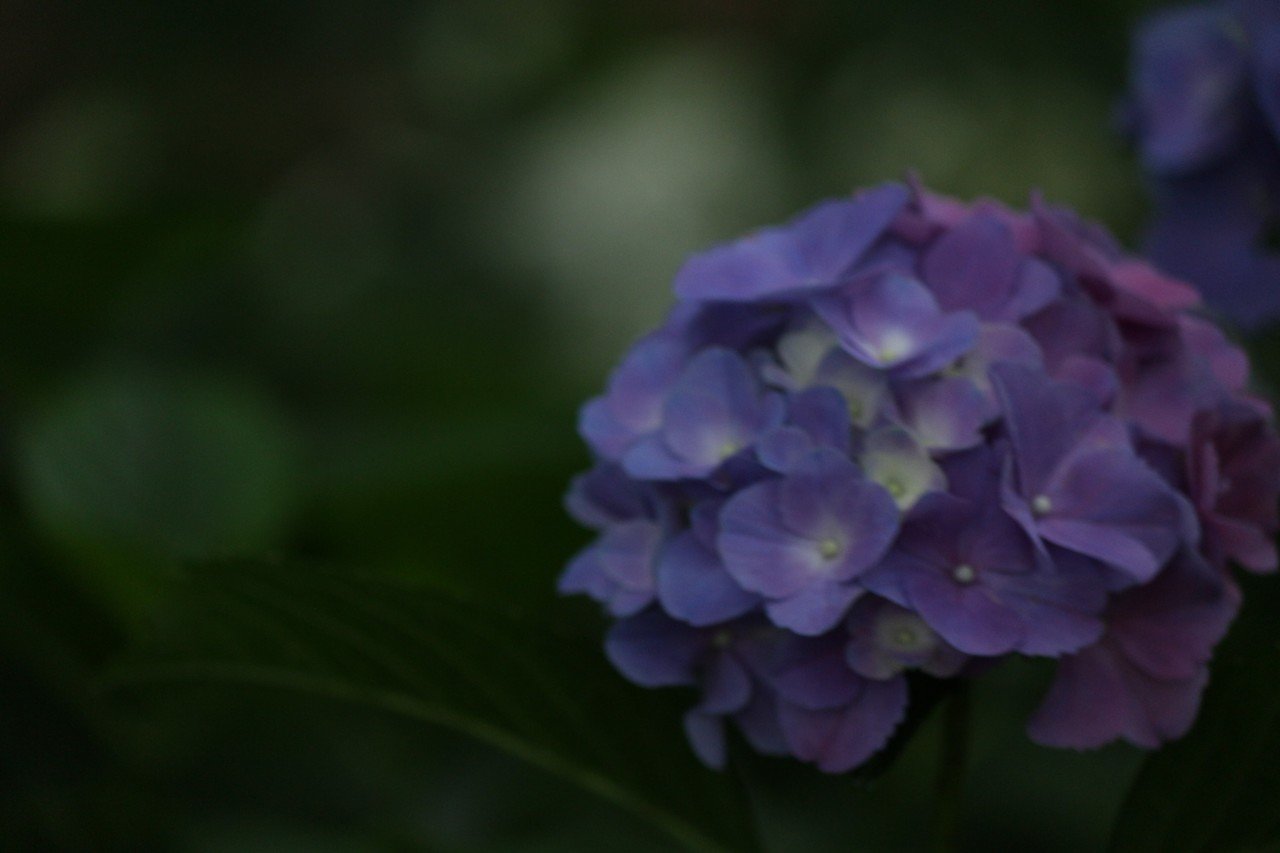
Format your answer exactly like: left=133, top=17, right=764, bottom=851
left=933, top=682, right=970, bottom=852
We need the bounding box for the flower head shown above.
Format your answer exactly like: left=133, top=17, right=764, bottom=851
left=562, top=179, right=1278, bottom=772
left=1122, top=0, right=1280, bottom=327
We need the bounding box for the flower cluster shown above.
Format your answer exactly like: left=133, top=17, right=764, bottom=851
left=1122, top=0, right=1280, bottom=328
left=560, top=179, right=1279, bottom=773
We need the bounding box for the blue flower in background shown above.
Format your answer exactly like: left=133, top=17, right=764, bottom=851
left=562, top=179, right=1279, bottom=773
left=1123, top=0, right=1280, bottom=327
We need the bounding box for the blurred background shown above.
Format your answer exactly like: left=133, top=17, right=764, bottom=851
left=0, top=1, right=1181, bottom=850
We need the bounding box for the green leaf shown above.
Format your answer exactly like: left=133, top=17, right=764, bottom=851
left=18, top=369, right=300, bottom=560
left=1109, top=573, right=1280, bottom=852
left=106, top=560, right=761, bottom=853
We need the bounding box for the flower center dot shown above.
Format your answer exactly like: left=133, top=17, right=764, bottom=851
left=818, top=538, right=841, bottom=560
left=893, top=627, right=917, bottom=647
left=883, top=477, right=906, bottom=499
left=712, top=630, right=733, bottom=649
left=1032, top=494, right=1053, bottom=515
left=952, top=563, right=976, bottom=584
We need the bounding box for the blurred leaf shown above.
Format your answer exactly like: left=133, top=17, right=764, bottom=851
left=107, top=560, right=761, bottom=852
left=18, top=369, right=299, bottom=562
left=1108, top=573, right=1280, bottom=852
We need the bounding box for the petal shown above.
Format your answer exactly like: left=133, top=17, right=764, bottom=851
left=989, top=363, right=1109, bottom=497
left=698, top=652, right=753, bottom=714
left=816, top=273, right=979, bottom=377
left=904, top=570, right=1026, bottom=656
left=734, top=690, right=789, bottom=756
left=1042, top=447, right=1194, bottom=581
left=1109, top=550, right=1240, bottom=680
left=662, top=349, right=774, bottom=469
left=896, top=375, right=990, bottom=451
left=581, top=335, right=689, bottom=457
left=757, top=633, right=863, bottom=710
left=604, top=609, right=707, bottom=687
left=597, top=520, right=662, bottom=590
left=657, top=531, right=760, bottom=626
left=1129, top=4, right=1250, bottom=173
left=673, top=183, right=909, bottom=302
left=719, top=481, right=827, bottom=598
left=921, top=212, right=1021, bottom=319
left=1026, top=644, right=1150, bottom=749
left=683, top=711, right=727, bottom=769
left=777, top=677, right=909, bottom=773
left=1027, top=643, right=1210, bottom=749
left=765, top=580, right=864, bottom=636
left=564, top=463, right=648, bottom=529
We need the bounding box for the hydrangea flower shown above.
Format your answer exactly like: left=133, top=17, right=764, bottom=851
left=1121, top=0, right=1280, bottom=328
left=562, top=178, right=1279, bottom=773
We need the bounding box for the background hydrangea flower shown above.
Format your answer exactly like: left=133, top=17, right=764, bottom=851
left=1122, top=0, right=1280, bottom=328
left=562, top=178, right=1279, bottom=773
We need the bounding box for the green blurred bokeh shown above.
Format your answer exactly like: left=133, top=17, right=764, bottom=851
left=0, top=1, right=1171, bottom=849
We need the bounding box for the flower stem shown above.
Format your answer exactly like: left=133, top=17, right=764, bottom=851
left=933, top=682, right=970, bottom=852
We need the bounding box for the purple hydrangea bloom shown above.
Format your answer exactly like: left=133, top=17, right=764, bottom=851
left=562, top=178, right=1279, bottom=774
left=1122, top=0, right=1280, bottom=328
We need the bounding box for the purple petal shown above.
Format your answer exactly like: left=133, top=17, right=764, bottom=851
left=1055, top=356, right=1119, bottom=407
left=1040, top=447, right=1194, bottom=582
left=815, top=272, right=979, bottom=378
left=698, top=652, right=753, bottom=714
left=1245, top=0, right=1280, bottom=138
left=1108, top=550, right=1240, bottom=681
left=777, top=677, right=909, bottom=773
left=1026, top=644, right=1208, bottom=749
left=1003, top=258, right=1062, bottom=321
left=896, top=375, right=989, bottom=451
left=559, top=542, right=653, bottom=617
left=784, top=386, right=853, bottom=454
left=1129, top=4, right=1250, bottom=173
left=596, top=520, right=662, bottom=589
left=683, top=711, right=727, bottom=769
left=765, top=580, right=864, bottom=636
left=990, top=362, right=1114, bottom=497
left=755, top=632, right=863, bottom=710
left=954, top=323, right=1044, bottom=404
left=564, top=463, right=648, bottom=529
left=903, top=569, right=1026, bottom=656
left=756, top=386, right=852, bottom=473
left=623, top=348, right=782, bottom=480
left=921, top=212, right=1021, bottom=320
left=993, top=548, right=1108, bottom=656
left=661, top=349, right=777, bottom=467
left=719, top=451, right=899, bottom=602
left=718, top=481, right=826, bottom=598
left=673, top=183, right=910, bottom=302
left=1142, top=154, right=1280, bottom=329
left=656, top=531, right=760, bottom=626
left=789, top=184, right=913, bottom=284
left=580, top=335, right=688, bottom=458
left=734, top=690, right=789, bottom=756
left=604, top=609, right=707, bottom=687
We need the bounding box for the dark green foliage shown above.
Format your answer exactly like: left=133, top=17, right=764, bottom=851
left=109, top=560, right=761, bottom=852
